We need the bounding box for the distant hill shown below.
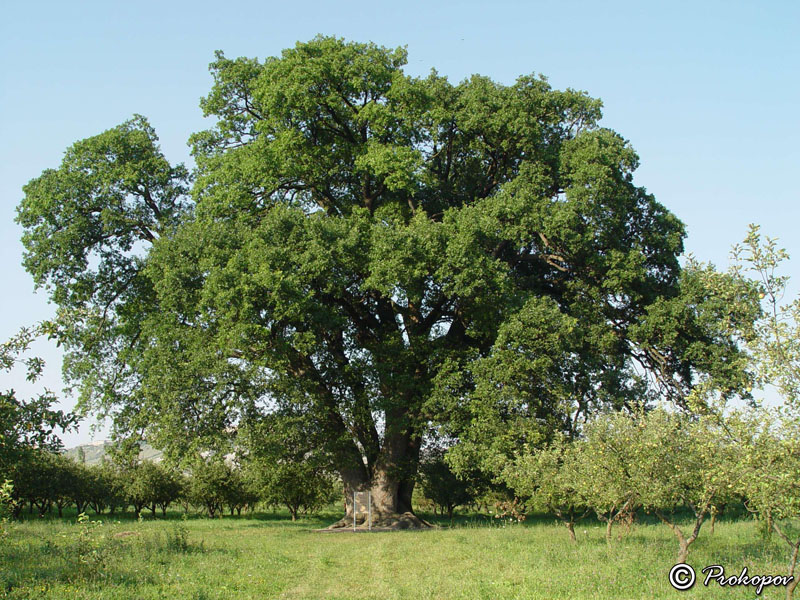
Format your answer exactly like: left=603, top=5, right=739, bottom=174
left=63, top=441, right=163, bottom=465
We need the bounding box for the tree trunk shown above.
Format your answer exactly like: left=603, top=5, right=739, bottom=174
left=328, top=463, right=429, bottom=529
left=787, top=539, right=799, bottom=600
left=597, top=501, right=633, bottom=545
left=655, top=508, right=706, bottom=564
left=327, top=426, right=428, bottom=530
left=565, top=521, right=577, bottom=542
left=765, top=509, right=774, bottom=540
left=770, top=524, right=800, bottom=600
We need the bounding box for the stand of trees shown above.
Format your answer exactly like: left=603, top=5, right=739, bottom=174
left=15, top=36, right=744, bottom=529
left=497, top=229, right=800, bottom=599
left=3, top=451, right=335, bottom=521
left=6, top=37, right=800, bottom=594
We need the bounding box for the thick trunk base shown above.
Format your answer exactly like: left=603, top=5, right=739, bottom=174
left=325, top=511, right=432, bottom=531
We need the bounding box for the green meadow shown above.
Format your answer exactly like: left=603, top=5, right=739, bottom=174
left=0, top=509, right=793, bottom=599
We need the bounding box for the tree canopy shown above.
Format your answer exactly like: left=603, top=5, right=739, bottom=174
left=15, top=36, right=747, bottom=527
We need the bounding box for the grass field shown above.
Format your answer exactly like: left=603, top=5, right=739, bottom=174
left=0, top=508, right=794, bottom=599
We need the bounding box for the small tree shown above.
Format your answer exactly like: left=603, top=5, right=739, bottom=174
left=123, top=463, right=151, bottom=518
left=124, top=461, right=182, bottom=517
left=729, top=226, right=800, bottom=409
left=419, top=450, right=473, bottom=521
left=223, top=468, right=260, bottom=516
left=735, top=409, right=800, bottom=600
left=725, top=227, right=800, bottom=599
left=250, top=459, right=335, bottom=522
left=12, top=450, right=68, bottom=517
left=90, top=462, right=127, bottom=514
left=241, top=413, right=337, bottom=522
left=573, top=413, right=639, bottom=544
left=186, top=459, right=234, bottom=518
left=152, top=465, right=183, bottom=517
left=503, top=437, right=589, bottom=541
left=65, top=459, right=93, bottom=515
left=631, top=410, right=736, bottom=563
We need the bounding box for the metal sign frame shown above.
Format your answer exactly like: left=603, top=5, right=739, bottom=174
left=353, top=490, right=372, bottom=531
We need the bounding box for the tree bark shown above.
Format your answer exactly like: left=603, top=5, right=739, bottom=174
left=655, top=508, right=706, bottom=564
left=787, top=538, right=799, bottom=600
left=771, top=523, right=800, bottom=600
left=566, top=521, right=577, bottom=542
left=328, top=464, right=429, bottom=529
left=327, top=404, right=429, bottom=530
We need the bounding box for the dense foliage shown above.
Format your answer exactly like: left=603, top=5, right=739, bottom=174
left=15, top=37, right=752, bottom=524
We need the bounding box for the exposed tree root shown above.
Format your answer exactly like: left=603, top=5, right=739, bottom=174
left=324, top=512, right=432, bottom=531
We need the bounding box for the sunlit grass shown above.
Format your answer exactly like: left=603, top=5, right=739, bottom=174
left=0, top=508, right=793, bottom=599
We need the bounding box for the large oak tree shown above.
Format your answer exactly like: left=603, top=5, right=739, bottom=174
left=16, top=37, right=741, bottom=528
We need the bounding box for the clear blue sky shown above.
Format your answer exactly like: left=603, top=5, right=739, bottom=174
left=2, top=0, right=798, bottom=446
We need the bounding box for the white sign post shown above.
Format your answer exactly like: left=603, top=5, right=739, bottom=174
left=353, top=490, right=372, bottom=531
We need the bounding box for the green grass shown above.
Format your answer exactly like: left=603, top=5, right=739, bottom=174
left=0, top=508, right=794, bottom=599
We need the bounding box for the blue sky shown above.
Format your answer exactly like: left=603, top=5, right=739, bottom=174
left=1, top=0, right=798, bottom=446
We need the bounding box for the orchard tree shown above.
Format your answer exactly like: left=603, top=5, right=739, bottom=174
left=573, top=408, right=738, bottom=559
left=241, top=413, right=337, bottom=521
left=721, top=227, right=800, bottom=600
left=255, top=460, right=336, bottom=521
left=731, top=226, right=800, bottom=405
left=63, top=458, right=92, bottom=515
left=628, top=410, right=737, bottom=563
left=732, top=409, right=800, bottom=600
left=11, top=450, right=69, bottom=517
left=124, top=460, right=182, bottom=517
left=572, top=412, right=640, bottom=544
left=84, top=462, right=121, bottom=515
left=16, top=36, right=745, bottom=528
left=502, top=436, right=589, bottom=542
left=224, top=469, right=260, bottom=516
left=186, top=458, right=236, bottom=518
